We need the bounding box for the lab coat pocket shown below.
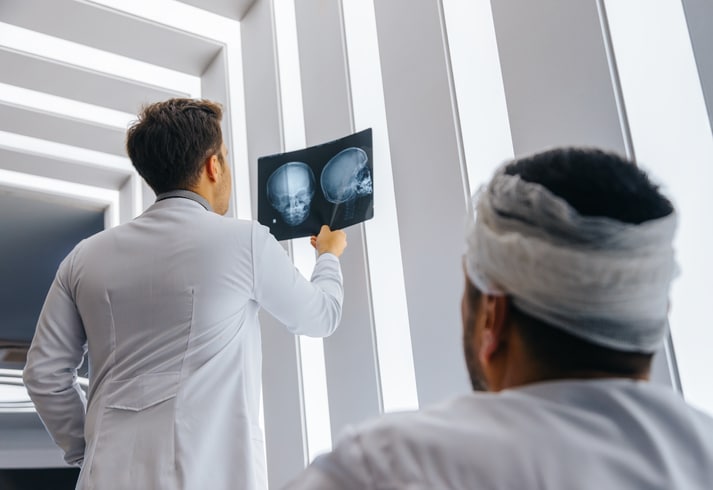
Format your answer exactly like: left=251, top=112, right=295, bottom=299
left=87, top=373, right=181, bottom=488
left=105, top=371, right=181, bottom=411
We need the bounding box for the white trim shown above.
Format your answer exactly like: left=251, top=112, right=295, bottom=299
left=0, top=21, right=200, bottom=96
left=86, top=0, right=239, bottom=42
left=0, top=169, right=119, bottom=221
left=0, top=82, right=134, bottom=130
left=0, top=130, right=132, bottom=174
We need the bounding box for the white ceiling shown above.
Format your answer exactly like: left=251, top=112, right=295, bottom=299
left=176, top=0, right=256, bottom=21
left=0, top=0, right=250, bottom=343
left=0, top=0, right=226, bottom=74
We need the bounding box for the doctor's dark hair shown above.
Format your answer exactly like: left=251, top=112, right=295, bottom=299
left=476, top=148, right=674, bottom=377
left=126, top=98, right=224, bottom=194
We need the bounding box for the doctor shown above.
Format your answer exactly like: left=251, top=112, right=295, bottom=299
left=23, top=98, right=347, bottom=490
left=285, top=148, right=713, bottom=489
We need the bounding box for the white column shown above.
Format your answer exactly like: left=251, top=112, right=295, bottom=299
left=373, top=0, right=471, bottom=407
left=293, top=0, right=383, bottom=443
left=240, top=1, right=308, bottom=487
left=490, top=0, right=627, bottom=156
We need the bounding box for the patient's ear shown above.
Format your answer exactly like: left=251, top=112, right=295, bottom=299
left=478, top=295, right=509, bottom=365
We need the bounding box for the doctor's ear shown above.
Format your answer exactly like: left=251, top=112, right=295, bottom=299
left=205, top=154, right=221, bottom=182
left=478, top=295, right=509, bottom=363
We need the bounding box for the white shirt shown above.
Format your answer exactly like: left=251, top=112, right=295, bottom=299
left=23, top=194, right=344, bottom=490
left=286, top=379, right=713, bottom=489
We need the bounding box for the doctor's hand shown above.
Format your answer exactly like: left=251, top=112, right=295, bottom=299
left=311, top=225, right=347, bottom=257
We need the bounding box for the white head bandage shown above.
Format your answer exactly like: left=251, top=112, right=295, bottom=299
left=465, top=165, right=678, bottom=352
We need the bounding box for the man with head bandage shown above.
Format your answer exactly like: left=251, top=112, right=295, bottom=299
left=285, top=148, right=713, bottom=489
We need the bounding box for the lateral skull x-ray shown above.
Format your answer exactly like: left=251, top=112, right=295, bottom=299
left=258, top=128, right=373, bottom=241
left=266, top=162, right=316, bottom=226
left=321, top=147, right=373, bottom=220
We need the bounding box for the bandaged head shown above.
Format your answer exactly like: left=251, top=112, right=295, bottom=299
left=465, top=153, right=678, bottom=353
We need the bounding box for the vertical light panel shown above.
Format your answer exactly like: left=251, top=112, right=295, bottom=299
left=292, top=0, right=383, bottom=444
left=292, top=241, right=332, bottom=459
left=118, top=173, right=142, bottom=223
left=240, top=0, right=308, bottom=487
left=273, top=0, right=305, bottom=153
left=604, top=0, right=713, bottom=415
left=141, top=182, right=155, bottom=212
left=224, top=27, right=254, bottom=221
left=274, top=0, right=333, bottom=461
left=341, top=0, right=418, bottom=412
left=130, top=172, right=143, bottom=217
left=441, top=0, right=514, bottom=192
left=373, top=0, right=471, bottom=407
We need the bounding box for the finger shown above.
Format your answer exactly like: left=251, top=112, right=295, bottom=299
left=320, top=225, right=331, bottom=234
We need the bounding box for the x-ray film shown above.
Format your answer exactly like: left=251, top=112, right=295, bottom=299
left=258, top=129, right=373, bottom=241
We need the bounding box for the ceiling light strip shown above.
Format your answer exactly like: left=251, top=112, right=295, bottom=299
left=0, top=168, right=119, bottom=209
left=0, top=82, right=134, bottom=130
left=0, top=130, right=132, bottom=172
left=0, top=22, right=200, bottom=96
left=85, top=0, right=239, bottom=42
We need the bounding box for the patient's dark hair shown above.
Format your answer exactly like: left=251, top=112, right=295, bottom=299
left=492, top=148, right=673, bottom=376
left=504, top=147, right=673, bottom=223
left=126, top=98, right=223, bottom=194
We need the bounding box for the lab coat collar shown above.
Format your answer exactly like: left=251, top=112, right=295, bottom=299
left=155, top=189, right=213, bottom=212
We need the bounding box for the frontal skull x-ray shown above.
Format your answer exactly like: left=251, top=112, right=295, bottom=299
left=258, top=129, right=374, bottom=241
left=266, top=162, right=316, bottom=226
left=321, top=147, right=373, bottom=220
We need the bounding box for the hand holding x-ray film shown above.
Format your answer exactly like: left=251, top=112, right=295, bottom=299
left=257, top=129, right=373, bottom=241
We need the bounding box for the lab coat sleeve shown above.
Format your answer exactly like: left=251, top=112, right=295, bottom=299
left=23, top=248, right=88, bottom=466
left=252, top=222, right=344, bottom=337
left=282, top=427, right=374, bottom=490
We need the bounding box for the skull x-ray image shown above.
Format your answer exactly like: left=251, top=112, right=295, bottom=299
left=321, top=147, right=373, bottom=220
left=258, top=128, right=373, bottom=241
left=266, top=162, right=315, bottom=226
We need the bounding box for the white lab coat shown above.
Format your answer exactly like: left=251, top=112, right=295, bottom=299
left=23, top=194, right=344, bottom=490
left=286, top=379, right=713, bottom=489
